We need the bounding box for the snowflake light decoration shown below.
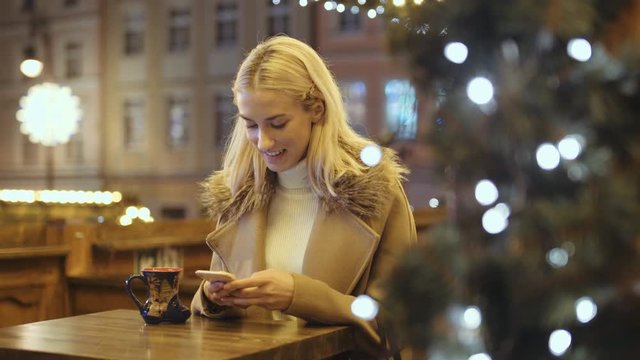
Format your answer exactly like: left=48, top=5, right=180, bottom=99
left=16, top=82, right=82, bottom=146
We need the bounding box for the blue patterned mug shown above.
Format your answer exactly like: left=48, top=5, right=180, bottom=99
left=125, top=267, right=191, bottom=324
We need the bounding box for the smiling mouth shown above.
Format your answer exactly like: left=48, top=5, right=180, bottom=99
left=264, top=149, right=285, bottom=157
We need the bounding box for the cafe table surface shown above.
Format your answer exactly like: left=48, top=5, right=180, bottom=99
left=0, top=309, right=356, bottom=359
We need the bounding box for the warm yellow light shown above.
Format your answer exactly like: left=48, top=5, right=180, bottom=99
left=119, top=215, right=133, bottom=226
left=20, top=59, right=43, bottom=78
left=393, top=0, right=406, bottom=7
left=125, top=206, right=139, bottom=218
left=138, top=207, right=151, bottom=219
left=16, top=82, right=82, bottom=147
left=112, top=191, right=123, bottom=203
left=0, top=189, right=125, bottom=205
left=413, top=0, right=424, bottom=4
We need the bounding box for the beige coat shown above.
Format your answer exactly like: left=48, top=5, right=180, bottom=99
left=191, top=152, right=417, bottom=358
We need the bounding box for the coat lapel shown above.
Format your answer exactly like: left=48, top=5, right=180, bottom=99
left=302, top=207, right=381, bottom=294
left=205, top=208, right=267, bottom=279
left=206, top=205, right=381, bottom=295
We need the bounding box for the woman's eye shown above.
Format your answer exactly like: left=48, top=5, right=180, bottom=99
left=245, top=123, right=257, bottom=129
left=271, top=122, right=286, bottom=129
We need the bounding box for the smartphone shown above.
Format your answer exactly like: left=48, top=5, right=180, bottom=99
left=195, top=270, right=237, bottom=283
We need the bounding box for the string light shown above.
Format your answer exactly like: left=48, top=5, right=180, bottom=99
left=575, top=296, right=598, bottom=323
left=468, top=354, right=492, bottom=360
left=482, top=206, right=509, bottom=234
left=0, top=189, right=123, bottom=205
left=567, top=38, right=592, bottom=62
left=351, top=295, right=379, bottom=320
left=462, top=306, right=482, bottom=329
left=475, top=179, right=498, bottom=206
left=546, top=248, right=569, bottom=268
left=444, top=42, right=468, bottom=64
left=558, top=135, right=584, bottom=160
left=120, top=205, right=154, bottom=226
left=467, top=77, right=494, bottom=105
left=548, top=329, right=572, bottom=356
left=536, top=143, right=561, bottom=170
left=360, top=144, right=383, bottom=166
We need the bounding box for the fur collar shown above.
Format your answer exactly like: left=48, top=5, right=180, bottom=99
left=200, top=148, right=407, bottom=225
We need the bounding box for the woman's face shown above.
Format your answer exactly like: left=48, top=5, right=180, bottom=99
left=238, top=90, right=320, bottom=173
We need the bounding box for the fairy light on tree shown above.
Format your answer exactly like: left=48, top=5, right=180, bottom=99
left=382, top=0, right=640, bottom=358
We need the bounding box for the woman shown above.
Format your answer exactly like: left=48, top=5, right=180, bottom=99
left=191, top=35, right=416, bottom=358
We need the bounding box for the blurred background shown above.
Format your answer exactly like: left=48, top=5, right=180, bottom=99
left=0, top=0, right=439, bottom=225
left=2, top=1, right=640, bottom=359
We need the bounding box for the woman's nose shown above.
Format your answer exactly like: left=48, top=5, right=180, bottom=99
left=257, top=129, right=275, bottom=151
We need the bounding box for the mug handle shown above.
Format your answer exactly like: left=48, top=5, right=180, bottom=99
left=124, top=274, right=148, bottom=313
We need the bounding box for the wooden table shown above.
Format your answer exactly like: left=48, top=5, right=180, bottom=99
left=0, top=309, right=356, bottom=359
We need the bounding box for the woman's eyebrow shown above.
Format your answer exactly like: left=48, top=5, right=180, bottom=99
left=239, top=114, right=286, bottom=122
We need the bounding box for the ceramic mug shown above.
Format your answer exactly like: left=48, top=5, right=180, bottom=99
left=125, top=267, right=191, bottom=324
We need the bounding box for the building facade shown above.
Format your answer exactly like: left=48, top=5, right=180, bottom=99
left=0, top=0, right=438, bottom=221
left=0, top=0, right=102, bottom=191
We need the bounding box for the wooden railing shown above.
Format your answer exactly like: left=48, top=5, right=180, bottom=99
left=0, top=208, right=448, bottom=327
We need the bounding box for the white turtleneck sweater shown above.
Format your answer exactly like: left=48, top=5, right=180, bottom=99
left=265, top=159, right=319, bottom=274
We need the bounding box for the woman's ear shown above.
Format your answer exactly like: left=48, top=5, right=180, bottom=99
left=311, top=100, right=325, bottom=123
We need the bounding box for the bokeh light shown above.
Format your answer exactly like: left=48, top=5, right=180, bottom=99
left=360, top=144, right=383, bottom=167
left=16, top=82, right=82, bottom=146
left=324, top=1, right=335, bottom=10
left=567, top=38, right=592, bottom=62
left=351, top=295, right=379, bottom=320
left=493, top=203, right=511, bottom=218
left=469, top=354, right=492, bottom=360
left=536, top=143, right=561, bottom=170
left=546, top=248, right=569, bottom=268
left=482, top=207, right=508, bottom=234
left=20, top=59, right=43, bottom=78
left=462, top=306, right=482, bottom=329
left=467, top=77, right=494, bottom=105
left=475, top=179, right=498, bottom=206
left=558, top=135, right=583, bottom=160
left=549, top=329, right=572, bottom=356
left=444, top=42, right=468, bottom=64
left=575, top=296, right=598, bottom=323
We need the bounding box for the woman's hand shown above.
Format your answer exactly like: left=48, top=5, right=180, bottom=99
left=203, top=281, right=232, bottom=306
left=217, top=269, right=294, bottom=311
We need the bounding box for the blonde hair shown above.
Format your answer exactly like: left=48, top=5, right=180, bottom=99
left=222, top=36, right=377, bottom=199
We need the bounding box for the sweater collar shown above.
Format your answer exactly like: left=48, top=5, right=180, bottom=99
left=277, top=159, right=309, bottom=190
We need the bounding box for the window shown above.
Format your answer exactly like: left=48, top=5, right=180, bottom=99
left=168, top=7, right=190, bottom=52
left=167, top=96, right=189, bottom=150
left=384, top=80, right=417, bottom=139
left=338, top=10, right=361, bottom=33
left=340, top=81, right=368, bottom=135
left=124, top=12, right=145, bottom=55
left=63, top=0, right=79, bottom=8
left=123, top=99, right=145, bottom=151
left=215, top=93, right=236, bottom=146
left=21, top=0, right=35, bottom=13
left=215, top=1, right=237, bottom=48
left=65, top=42, right=83, bottom=78
left=161, top=206, right=186, bottom=219
left=66, top=122, right=84, bottom=163
left=267, top=0, right=289, bottom=36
